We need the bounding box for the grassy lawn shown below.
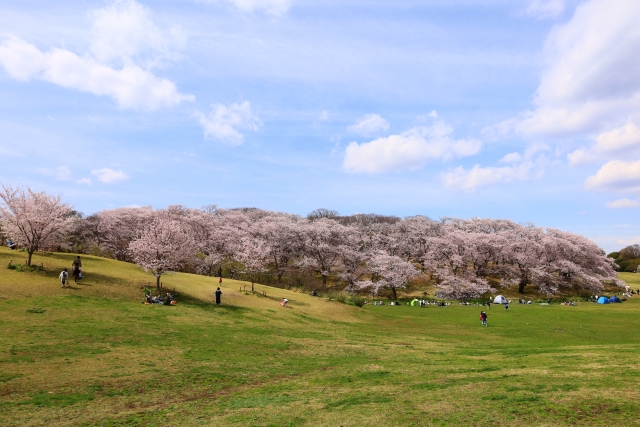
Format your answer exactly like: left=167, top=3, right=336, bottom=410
left=1, top=247, right=640, bottom=426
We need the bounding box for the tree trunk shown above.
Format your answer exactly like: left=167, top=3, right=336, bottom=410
left=156, top=274, right=161, bottom=290
left=322, top=274, right=327, bottom=285
left=27, top=250, right=33, bottom=266
left=518, top=279, right=526, bottom=294
left=251, top=280, right=254, bottom=293
left=391, top=286, right=397, bottom=300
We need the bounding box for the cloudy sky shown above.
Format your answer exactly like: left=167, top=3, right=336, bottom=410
left=1, top=0, right=639, bottom=251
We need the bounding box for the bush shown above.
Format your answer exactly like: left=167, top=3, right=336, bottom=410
left=350, top=296, right=365, bottom=307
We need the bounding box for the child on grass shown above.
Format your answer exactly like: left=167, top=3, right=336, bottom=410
left=59, top=268, right=68, bottom=288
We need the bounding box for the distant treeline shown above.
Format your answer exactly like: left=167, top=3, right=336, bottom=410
left=0, top=186, right=622, bottom=299
left=608, top=244, right=640, bottom=273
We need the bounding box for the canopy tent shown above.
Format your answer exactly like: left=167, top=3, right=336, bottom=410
left=609, top=295, right=622, bottom=303
left=596, top=296, right=610, bottom=304
left=493, top=295, right=508, bottom=304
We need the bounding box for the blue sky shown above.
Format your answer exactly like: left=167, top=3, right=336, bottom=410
left=1, top=0, right=640, bottom=252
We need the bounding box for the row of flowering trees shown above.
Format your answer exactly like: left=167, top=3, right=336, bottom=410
left=0, top=185, right=622, bottom=298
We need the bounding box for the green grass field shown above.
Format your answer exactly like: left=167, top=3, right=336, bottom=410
left=1, top=247, right=640, bottom=426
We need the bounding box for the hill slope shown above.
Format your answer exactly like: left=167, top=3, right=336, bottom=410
left=0, top=247, right=360, bottom=322
left=2, top=248, right=640, bottom=426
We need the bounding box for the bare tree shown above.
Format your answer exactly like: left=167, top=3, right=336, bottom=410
left=307, top=208, right=339, bottom=221
left=619, top=244, right=640, bottom=260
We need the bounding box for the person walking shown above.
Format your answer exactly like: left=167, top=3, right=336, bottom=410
left=59, top=268, right=68, bottom=288
left=480, top=311, right=487, bottom=327
left=218, top=276, right=222, bottom=285
left=487, top=301, right=491, bottom=309
left=71, top=256, right=82, bottom=284
left=215, top=287, right=222, bottom=305
left=504, top=302, right=510, bottom=312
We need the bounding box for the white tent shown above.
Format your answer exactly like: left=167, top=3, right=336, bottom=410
left=493, top=295, right=508, bottom=304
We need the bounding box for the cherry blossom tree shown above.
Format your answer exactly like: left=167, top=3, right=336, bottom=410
left=5, top=184, right=618, bottom=297
left=0, top=185, right=72, bottom=265
left=234, top=236, right=270, bottom=292
left=195, top=253, right=224, bottom=277
left=95, top=206, right=154, bottom=261
left=252, top=214, right=303, bottom=282
left=298, top=218, right=346, bottom=286
left=435, top=276, right=494, bottom=300
left=503, top=228, right=620, bottom=295
left=128, top=211, right=196, bottom=289
left=355, top=251, right=419, bottom=300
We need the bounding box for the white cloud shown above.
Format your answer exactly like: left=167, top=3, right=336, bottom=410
left=0, top=36, right=45, bottom=81
left=76, top=178, right=93, bottom=186
left=499, top=152, right=523, bottom=164
left=209, top=0, right=293, bottom=15
left=195, top=101, right=262, bottom=145
left=617, top=236, right=640, bottom=246
left=569, top=122, right=640, bottom=166
left=442, top=161, right=536, bottom=192
left=442, top=146, right=548, bottom=192
left=525, top=0, right=565, bottom=19
left=89, top=0, right=185, bottom=68
left=36, top=165, right=72, bottom=181
left=319, top=111, right=329, bottom=121
left=500, top=0, right=640, bottom=138
left=0, top=1, right=193, bottom=110
left=585, top=159, right=640, bottom=192
left=606, top=198, right=640, bottom=209
left=343, top=113, right=480, bottom=174
left=91, top=168, right=129, bottom=184
left=347, top=114, right=390, bottom=136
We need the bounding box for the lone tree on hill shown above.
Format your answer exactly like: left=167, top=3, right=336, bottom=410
left=129, top=212, right=195, bottom=289
left=234, top=236, right=270, bottom=292
left=0, top=185, right=72, bottom=265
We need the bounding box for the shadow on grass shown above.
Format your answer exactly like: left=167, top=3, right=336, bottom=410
left=177, top=292, right=248, bottom=313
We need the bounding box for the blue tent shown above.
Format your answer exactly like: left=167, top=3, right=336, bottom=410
left=597, top=296, right=610, bottom=304
left=609, top=296, right=622, bottom=303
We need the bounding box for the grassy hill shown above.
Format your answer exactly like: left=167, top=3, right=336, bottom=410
left=1, top=247, right=640, bottom=426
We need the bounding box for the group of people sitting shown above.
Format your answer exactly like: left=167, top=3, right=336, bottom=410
left=365, top=299, right=449, bottom=307
left=518, top=299, right=533, bottom=304
left=422, top=300, right=449, bottom=306
left=368, top=300, right=404, bottom=306
left=144, top=292, right=177, bottom=305
left=6, top=239, right=17, bottom=250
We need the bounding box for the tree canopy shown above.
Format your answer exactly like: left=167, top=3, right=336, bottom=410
left=0, top=186, right=622, bottom=298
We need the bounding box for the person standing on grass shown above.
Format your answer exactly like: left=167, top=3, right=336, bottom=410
left=71, top=256, right=82, bottom=284
left=487, top=301, right=491, bottom=309
left=504, top=302, right=509, bottom=311
left=480, top=311, right=487, bottom=327
left=59, top=268, right=68, bottom=288
left=218, top=276, right=222, bottom=285
left=215, top=287, right=222, bottom=305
